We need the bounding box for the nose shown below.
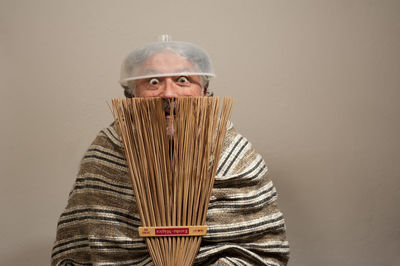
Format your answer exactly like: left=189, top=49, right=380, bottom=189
left=160, top=78, right=178, bottom=98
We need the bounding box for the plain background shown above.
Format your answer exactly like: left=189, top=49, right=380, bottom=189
left=1, top=0, right=399, bottom=265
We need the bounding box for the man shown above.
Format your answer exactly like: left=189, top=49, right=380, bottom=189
left=52, top=39, right=290, bottom=265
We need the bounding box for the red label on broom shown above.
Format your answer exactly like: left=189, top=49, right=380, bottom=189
left=139, top=225, right=207, bottom=237
left=155, top=228, right=189, bottom=235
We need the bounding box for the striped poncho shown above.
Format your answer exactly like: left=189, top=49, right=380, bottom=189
left=52, top=121, right=289, bottom=265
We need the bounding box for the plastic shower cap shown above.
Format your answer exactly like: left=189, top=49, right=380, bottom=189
left=119, top=37, right=215, bottom=88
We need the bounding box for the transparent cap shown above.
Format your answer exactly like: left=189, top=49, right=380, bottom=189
left=119, top=36, right=215, bottom=87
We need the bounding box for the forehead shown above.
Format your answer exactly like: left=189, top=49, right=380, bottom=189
left=139, top=51, right=194, bottom=76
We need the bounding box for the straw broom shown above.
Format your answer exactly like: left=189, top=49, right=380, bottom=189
left=112, top=97, right=233, bottom=265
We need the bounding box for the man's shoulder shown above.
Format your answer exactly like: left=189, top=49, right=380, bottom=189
left=217, top=122, right=268, bottom=184
left=223, top=122, right=258, bottom=158
left=89, top=120, right=123, bottom=150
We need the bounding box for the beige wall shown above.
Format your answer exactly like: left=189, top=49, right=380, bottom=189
left=1, top=0, right=399, bottom=265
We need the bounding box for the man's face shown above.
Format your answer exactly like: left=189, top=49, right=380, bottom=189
left=134, top=51, right=204, bottom=98
left=133, top=51, right=205, bottom=135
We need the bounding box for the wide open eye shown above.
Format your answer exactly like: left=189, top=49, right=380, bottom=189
left=149, top=78, right=159, bottom=86
left=177, top=76, right=189, bottom=84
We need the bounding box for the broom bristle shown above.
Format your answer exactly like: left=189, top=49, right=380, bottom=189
left=112, top=97, right=234, bottom=265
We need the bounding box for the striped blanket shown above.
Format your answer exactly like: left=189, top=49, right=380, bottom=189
left=52, top=122, right=289, bottom=265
